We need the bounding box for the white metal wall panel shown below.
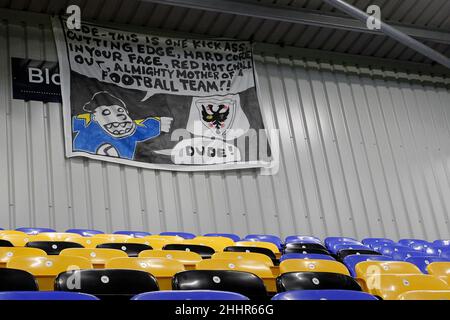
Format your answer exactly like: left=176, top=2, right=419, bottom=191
left=1, top=13, right=450, bottom=241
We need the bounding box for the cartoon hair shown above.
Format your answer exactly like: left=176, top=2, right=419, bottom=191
left=83, top=91, right=126, bottom=113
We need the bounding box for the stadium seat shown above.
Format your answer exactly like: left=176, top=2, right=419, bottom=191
left=65, top=229, right=104, bottom=237
left=126, top=237, right=168, bottom=250
left=0, top=268, right=38, bottom=291
left=15, top=228, right=56, bottom=235
left=280, top=253, right=336, bottom=262
left=397, top=290, right=450, bottom=300
left=105, top=257, right=185, bottom=290
left=55, top=269, right=159, bottom=300
left=139, top=250, right=202, bottom=270
left=0, top=247, right=47, bottom=268
left=224, top=246, right=277, bottom=262
left=285, top=236, right=322, bottom=244
left=244, top=235, right=283, bottom=249
left=378, top=245, right=410, bottom=257
left=433, top=240, right=450, bottom=247
left=272, top=289, right=378, bottom=300
left=7, top=256, right=93, bottom=290
left=324, top=237, right=359, bottom=249
left=284, top=242, right=327, bottom=251
left=160, top=232, right=196, bottom=239
left=132, top=290, right=249, bottom=300
left=343, top=255, right=393, bottom=277
left=146, top=235, right=184, bottom=242
left=426, top=262, right=450, bottom=284
left=0, top=234, right=37, bottom=246
left=66, top=237, right=111, bottom=248
left=0, top=240, right=13, bottom=247
left=331, top=243, right=370, bottom=254
left=279, top=259, right=350, bottom=276
left=114, top=231, right=151, bottom=238
left=92, top=234, right=132, bottom=242
left=392, top=250, right=435, bottom=261
left=212, top=252, right=274, bottom=267
left=96, top=243, right=152, bottom=257
left=32, top=232, right=82, bottom=241
left=355, top=261, right=422, bottom=278
left=204, top=233, right=241, bottom=242
left=190, top=236, right=235, bottom=251
left=0, top=230, right=27, bottom=236
left=196, top=258, right=276, bottom=293
left=60, top=248, right=128, bottom=268
left=361, top=238, right=395, bottom=248
left=0, top=291, right=99, bottom=300
left=173, top=270, right=268, bottom=300
left=276, top=272, right=362, bottom=292
left=25, top=241, right=84, bottom=255
left=398, top=239, right=429, bottom=247
left=162, top=243, right=215, bottom=259
left=234, top=241, right=281, bottom=259
left=405, top=256, right=448, bottom=273
left=337, top=249, right=381, bottom=260
left=366, top=274, right=449, bottom=300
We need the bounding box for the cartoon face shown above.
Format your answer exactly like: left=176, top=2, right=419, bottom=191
left=93, top=104, right=136, bottom=138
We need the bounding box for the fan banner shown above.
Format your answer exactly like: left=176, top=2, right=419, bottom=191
left=52, top=18, right=273, bottom=172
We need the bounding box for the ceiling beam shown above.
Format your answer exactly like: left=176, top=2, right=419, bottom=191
left=142, top=0, right=450, bottom=45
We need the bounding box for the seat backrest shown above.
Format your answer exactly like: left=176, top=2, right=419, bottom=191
left=369, top=274, right=449, bottom=300
left=244, top=235, right=283, bottom=249
left=132, top=290, right=249, bottom=300
left=139, top=250, right=202, bottom=266
left=398, top=239, right=429, bottom=247
left=60, top=248, right=128, bottom=267
left=65, top=229, right=104, bottom=237
left=433, top=240, right=450, bottom=247
left=55, top=269, right=159, bottom=299
left=32, top=233, right=82, bottom=241
left=0, top=247, right=47, bottom=267
left=426, top=262, right=450, bottom=276
left=105, top=257, right=185, bottom=277
left=337, top=249, right=381, bottom=260
left=212, top=252, right=274, bottom=267
left=25, top=241, right=84, bottom=255
left=0, top=268, right=38, bottom=291
left=96, top=243, right=152, bottom=257
left=92, top=234, right=133, bottom=242
left=284, top=242, right=327, bottom=251
left=343, top=255, right=393, bottom=277
left=160, top=232, right=196, bottom=239
left=276, top=272, right=362, bottom=292
left=113, top=231, right=151, bottom=238
left=162, top=244, right=215, bottom=259
left=0, top=234, right=37, bottom=246
left=285, top=236, right=322, bottom=244
left=283, top=247, right=330, bottom=255
left=15, top=228, right=56, bottom=235
left=191, top=237, right=235, bottom=251
left=65, top=237, right=111, bottom=248
left=279, top=259, right=350, bottom=276
left=361, top=238, right=395, bottom=247
left=272, top=289, right=378, bottom=300
left=234, top=241, right=280, bottom=254
left=405, top=257, right=449, bottom=273
left=0, top=291, right=99, bottom=300
left=172, top=270, right=267, bottom=300
left=224, top=246, right=276, bottom=261
left=196, top=259, right=274, bottom=278
left=280, top=253, right=336, bottom=262
left=355, top=261, right=422, bottom=279
left=397, top=290, right=450, bottom=300
left=204, top=233, right=241, bottom=242
left=324, top=237, right=359, bottom=249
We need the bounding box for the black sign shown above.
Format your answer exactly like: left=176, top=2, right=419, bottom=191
left=11, top=57, right=62, bottom=103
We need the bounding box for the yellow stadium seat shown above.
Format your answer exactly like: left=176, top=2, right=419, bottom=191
left=139, top=236, right=184, bottom=249
left=212, top=252, right=274, bottom=267
left=427, top=262, right=450, bottom=285
left=146, top=235, right=184, bottom=242
left=234, top=241, right=281, bottom=259
left=60, top=248, right=128, bottom=268
left=0, top=247, right=47, bottom=268
left=91, top=234, right=132, bottom=242
left=0, top=230, right=27, bottom=236
left=65, top=237, right=110, bottom=248
left=139, top=250, right=202, bottom=270
left=7, top=256, right=93, bottom=290
left=125, top=238, right=154, bottom=246
left=196, top=258, right=277, bottom=293
left=32, top=232, right=82, bottom=241
left=366, top=274, right=449, bottom=300
left=190, top=236, right=235, bottom=251
left=105, top=257, right=185, bottom=290
left=397, top=290, right=450, bottom=300
left=0, top=234, right=37, bottom=246
left=279, top=259, right=350, bottom=276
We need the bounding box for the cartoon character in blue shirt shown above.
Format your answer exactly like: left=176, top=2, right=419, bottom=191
left=72, top=91, right=173, bottom=160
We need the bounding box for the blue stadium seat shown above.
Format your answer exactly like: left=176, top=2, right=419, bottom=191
left=371, top=242, right=394, bottom=252
left=392, top=251, right=435, bottom=261
left=132, top=290, right=249, bottom=300
left=405, top=256, right=450, bottom=273
left=379, top=245, right=411, bottom=257
left=437, top=248, right=450, bottom=259
left=204, top=233, right=241, bottom=242
left=398, top=239, right=429, bottom=246
left=280, top=253, right=336, bottom=262
left=285, top=236, right=322, bottom=244
left=272, top=290, right=378, bottom=300
left=343, top=254, right=393, bottom=277
left=331, top=243, right=370, bottom=254
left=0, top=291, right=99, bottom=300
left=65, top=229, right=104, bottom=236
left=114, top=231, right=151, bottom=238
left=362, top=238, right=395, bottom=248
left=15, top=227, right=56, bottom=235
left=433, top=240, right=450, bottom=247
left=244, top=234, right=283, bottom=249
left=324, top=237, right=359, bottom=250
left=160, top=232, right=196, bottom=239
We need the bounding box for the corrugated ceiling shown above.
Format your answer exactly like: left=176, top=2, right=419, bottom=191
left=0, top=0, right=449, bottom=65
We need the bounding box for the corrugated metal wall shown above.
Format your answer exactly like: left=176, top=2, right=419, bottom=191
left=1, top=11, right=450, bottom=240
